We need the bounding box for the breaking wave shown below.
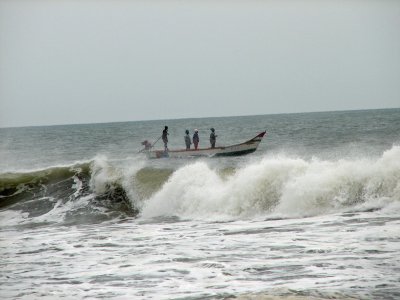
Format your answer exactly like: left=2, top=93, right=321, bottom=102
left=1, top=146, right=400, bottom=225
left=141, top=145, right=400, bottom=219
left=0, top=157, right=144, bottom=227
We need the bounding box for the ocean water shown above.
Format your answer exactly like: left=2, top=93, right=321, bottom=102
left=1, top=109, right=400, bottom=299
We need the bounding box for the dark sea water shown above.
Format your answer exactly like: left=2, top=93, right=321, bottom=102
left=1, top=109, right=400, bottom=299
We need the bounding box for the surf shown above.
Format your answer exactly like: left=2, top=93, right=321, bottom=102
left=140, top=145, right=400, bottom=220
left=1, top=145, right=399, bottom=225
left=0, top=157, right=138, bottom=227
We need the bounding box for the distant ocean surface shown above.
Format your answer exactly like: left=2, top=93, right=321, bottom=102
left=1, top=109, right=400, bottom=299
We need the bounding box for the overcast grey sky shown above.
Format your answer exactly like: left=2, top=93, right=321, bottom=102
left=0, top=0, right=399, bottom=127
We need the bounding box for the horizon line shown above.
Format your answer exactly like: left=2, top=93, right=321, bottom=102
left=1, top=106, right=399, bottom=130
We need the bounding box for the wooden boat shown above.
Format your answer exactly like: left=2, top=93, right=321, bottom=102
left=145, top=131, right=266, bottom=159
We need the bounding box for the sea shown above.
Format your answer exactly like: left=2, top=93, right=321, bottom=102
left=1, top=108, right=400, bottom=300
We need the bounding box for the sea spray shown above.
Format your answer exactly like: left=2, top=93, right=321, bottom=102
left=89, top=156, right=121, bottom=195
left=140, top=157, right=308, bottom=219
left=140, top=146, right=400, bottom=220
left=276, top=146, right=400, bottom=217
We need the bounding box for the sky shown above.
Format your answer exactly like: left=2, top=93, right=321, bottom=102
left=0, top=0, right=399, bottom=128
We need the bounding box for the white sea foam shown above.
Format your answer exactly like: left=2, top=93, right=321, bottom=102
left=89, top=155, right=146, bottom=206
left=89, top=155, right=120, bottom=195
left=0, top=210, right=30, bottom=227
left=140, top=146, right=400, bottom=220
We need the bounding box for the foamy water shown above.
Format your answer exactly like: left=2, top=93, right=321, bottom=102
left=2, top=209, right=399, bottom=299
left=141, top=146, right=400, bottom=220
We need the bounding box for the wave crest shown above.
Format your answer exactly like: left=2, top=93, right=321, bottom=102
left=141, top=146, right=400, bottom=219
left=1, top=146, right=399, bottom=224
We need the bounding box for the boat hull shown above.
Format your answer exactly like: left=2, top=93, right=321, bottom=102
left=145, top=131, right=266, bottom=159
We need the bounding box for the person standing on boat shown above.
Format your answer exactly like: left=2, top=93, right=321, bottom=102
left=192, top=129, right=199, bottom=150
left=210, top=128, right=217, bottom=148
left=184, top=129, right=191, bottom=150
left=162, top=126, right=169, bottom=151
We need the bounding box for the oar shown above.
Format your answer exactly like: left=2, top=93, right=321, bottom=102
left=151, top=136, right=162, bottom=148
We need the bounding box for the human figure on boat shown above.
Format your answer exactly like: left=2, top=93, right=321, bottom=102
left=141, top=140, right=152, bottom=151
left=192, top=129, right=199, bottom=150
left=209, top=128, right=217, bottom=148
left=184, top=129, right=192, bottom=150
left=162, top=126, right=169, bottom=151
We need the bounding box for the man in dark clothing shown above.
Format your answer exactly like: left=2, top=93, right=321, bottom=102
left=162, top=126, right=169, bottom=151
left=209, top=128, right=217, bottom=148
left=192, top=129, right=199, bottom=150
left=184, top=129, right=191, bottom=150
